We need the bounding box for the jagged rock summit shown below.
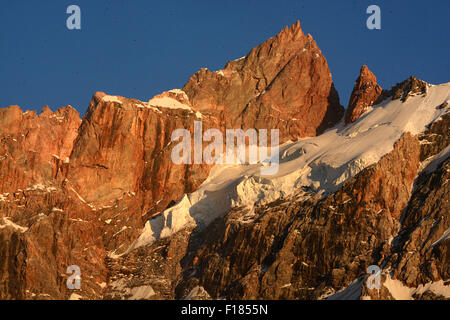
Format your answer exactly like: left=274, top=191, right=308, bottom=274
left=183, top=20, right=344, bottom=141
left=345, top=65, right=383, bottom=124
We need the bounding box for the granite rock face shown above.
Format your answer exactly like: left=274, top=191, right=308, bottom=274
left=0, top=105, right=81, bottom=193
left=183, top=20, right=344, bottom=142
left=66, top=91, right=213, bottom=215
left=345, top=65, right=383, bottom=124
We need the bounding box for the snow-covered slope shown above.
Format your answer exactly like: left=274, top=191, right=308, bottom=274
left=127, top=82, right=450, bottom=252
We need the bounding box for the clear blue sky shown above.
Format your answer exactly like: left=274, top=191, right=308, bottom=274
left=1, top=0, right=448, bottom=116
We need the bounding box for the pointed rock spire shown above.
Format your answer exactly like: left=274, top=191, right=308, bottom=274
left=183, top=20, right=343, bottom=142
left=345, top=65, right=383, bottom=124
left=41, top=105, right=53, bottom=116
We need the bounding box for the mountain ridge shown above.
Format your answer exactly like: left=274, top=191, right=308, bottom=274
left=0, top=21, right=448, bottom=300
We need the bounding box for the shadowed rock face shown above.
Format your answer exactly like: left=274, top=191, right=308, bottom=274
left=345, top=65, right=383, bottom=124
left=387, top=76, right=428, bottom=102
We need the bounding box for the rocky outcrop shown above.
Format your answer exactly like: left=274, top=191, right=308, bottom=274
left=183, top=21, right=344, bottom=142
left=387, top=76, right=428, bottom=102
left=361, top=155, right=449, bottom=300
left=104, top=227, right=193, bottom=300
left=418, top=112, right=450, bottom=162
left=0, top=105, right=81, bottom=193
left=391, top=157, right=449, bottom=285
left=345, top=71, right=433, bottom=125
left=345, top=65, right=383, bottom=124
left=370, top=110, right=450, bottom=296
left=66, top=91, right=213, bottom=215
left=0, top=187, right=107, bottom=300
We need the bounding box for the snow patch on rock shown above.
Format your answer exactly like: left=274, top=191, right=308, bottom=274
left=148, top=96, right=192, bottom=111
left=102, top=95, right=123, bottom=104
left=0, top=217, right=28, bottom=233
left=384, top=276, right=450, bottom=300
left=129, top=285, right=156, bottom=300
